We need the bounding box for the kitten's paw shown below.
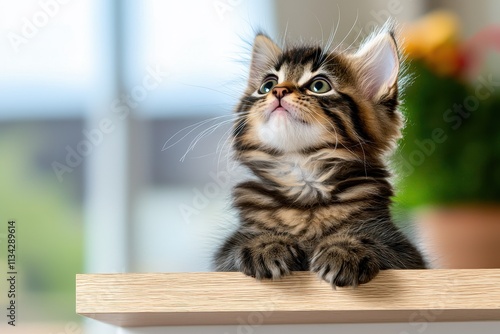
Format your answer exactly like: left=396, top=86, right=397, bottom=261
left=239, top=235, right=306, bottom=280
left=310, top=239, right=379, bottom=287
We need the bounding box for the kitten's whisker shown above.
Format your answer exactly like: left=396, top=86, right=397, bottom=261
left=162, top=114, right=237, bottom=151
left=216, top=113, right=249, bottom=155
left=222, top=118, right=248, bottom=165
left=281, top=20, right=290, bottom=49
left=181, top=118, right=239, bottom=162
left=217, top=133, right=233, bottom=173
left=344, top=24, right=364, bottom=53
left=331, top=10, right=359, bottom=54
left=200, top=116, right=246, bottom=163
left=178, top=82, right=241, bottom=99
left=324, top=3, right=341, bottom=52
left=314, top=14, right=324, bottom=47
left=188, top=152, right=218, bottom=160
left=216, top=114, right=249, bottom=171
left=223, top=117, right=250, bottom=172
left=219, top=133, right=237, bottom=174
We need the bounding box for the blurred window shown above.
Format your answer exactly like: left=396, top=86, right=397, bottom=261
left=123, top=0, right=276, bottom=117
left=0, top=0, right=112, bottom=118
left=0, top=0, right=107, bottom=328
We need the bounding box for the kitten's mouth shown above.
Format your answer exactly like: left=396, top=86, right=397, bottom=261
left=272, top=106, right=288, bottom=113
left=269, top=100, right=307, bottom=124
left=269, top=99, right=288, bottom=114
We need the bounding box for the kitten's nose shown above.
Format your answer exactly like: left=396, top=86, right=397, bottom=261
left=272, top=87, right=290, bottom=99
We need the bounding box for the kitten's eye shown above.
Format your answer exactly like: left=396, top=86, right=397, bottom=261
left=258, top=78, right=278, bottom=94
left=309, top=79, right=331, bottom=94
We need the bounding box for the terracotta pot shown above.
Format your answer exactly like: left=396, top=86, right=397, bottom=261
left=416, top=205, right=500, bottom=269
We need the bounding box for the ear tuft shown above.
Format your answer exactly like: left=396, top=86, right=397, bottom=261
left=352, top=28, right=400, bottom=101
left=249, top=34, right=281, bottom=82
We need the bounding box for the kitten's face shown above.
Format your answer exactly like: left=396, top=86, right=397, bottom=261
left=234, top=30, right=403, bottom=159
left=246, top=48, right=344, bottom=152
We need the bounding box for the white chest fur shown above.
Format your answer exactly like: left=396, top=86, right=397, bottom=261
left=268, top=153, right=337, bottom=203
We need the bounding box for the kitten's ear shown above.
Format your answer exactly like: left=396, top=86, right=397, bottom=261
left=351, top=29, right=399, bottom=101
left=249, top=34, right=281, bottom=82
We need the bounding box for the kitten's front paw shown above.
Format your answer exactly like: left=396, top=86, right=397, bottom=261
left=311, top=238, right=379, bottom=287
left=239, top=235, right=306, bottom=280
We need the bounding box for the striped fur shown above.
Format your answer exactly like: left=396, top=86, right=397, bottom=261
left=214, top=27, right=425, bottom=287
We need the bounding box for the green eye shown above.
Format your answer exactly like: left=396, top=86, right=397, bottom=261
left=309, top=79, right=331, bottom=93
left=258, top=78, right=278, bottom=94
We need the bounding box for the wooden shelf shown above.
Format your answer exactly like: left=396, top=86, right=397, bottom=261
left=76, top=270, right=500, bottom=327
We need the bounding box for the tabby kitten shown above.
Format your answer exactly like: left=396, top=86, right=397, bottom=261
left=214, top=26, right=425, bottom=287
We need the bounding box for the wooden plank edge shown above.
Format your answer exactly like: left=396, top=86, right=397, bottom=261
left=76, top=270, right=500, bottom=327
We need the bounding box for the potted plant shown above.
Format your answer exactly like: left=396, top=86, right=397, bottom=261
left=394, top=11, right=500, bottom=268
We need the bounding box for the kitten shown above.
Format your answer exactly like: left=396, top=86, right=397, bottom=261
left=213, top=25, right=426, bottom=287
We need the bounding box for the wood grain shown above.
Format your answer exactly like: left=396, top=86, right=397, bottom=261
left=76, top=270, right=500, bottom=327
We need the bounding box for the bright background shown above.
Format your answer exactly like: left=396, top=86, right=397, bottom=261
left=0, top=1, right=499, bottom=333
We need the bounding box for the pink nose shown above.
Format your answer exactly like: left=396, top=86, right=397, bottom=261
left=272, top=87, right=290, bottom=99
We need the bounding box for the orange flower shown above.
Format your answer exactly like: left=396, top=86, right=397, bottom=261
left=402, top=11, right=462, bottom=76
